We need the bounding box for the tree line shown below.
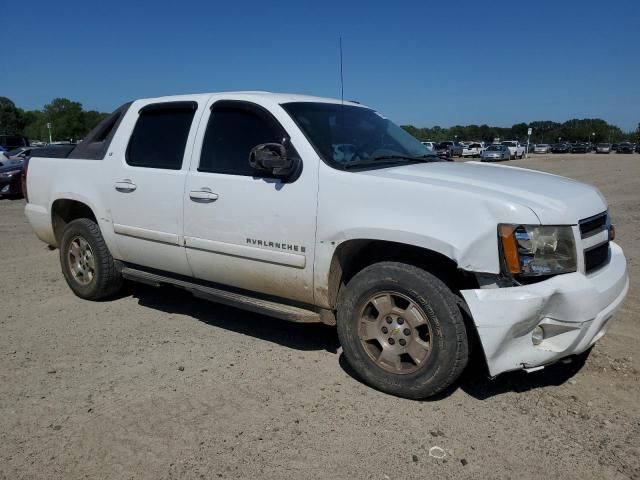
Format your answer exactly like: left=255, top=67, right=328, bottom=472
left=0, top=97, right=108, bottom=142
left=402, top=119, right=639, bottom=144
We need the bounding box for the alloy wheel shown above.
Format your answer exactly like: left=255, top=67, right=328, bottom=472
left=358, top=291, right=433, bottom=374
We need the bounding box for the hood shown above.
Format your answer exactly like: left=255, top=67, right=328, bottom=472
left=359, top=161, right=606, bottom=224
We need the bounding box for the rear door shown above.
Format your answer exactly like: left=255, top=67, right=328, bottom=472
left=182, top=98, right=317, bottom=303
left=108, top=99, right=202, bottom=276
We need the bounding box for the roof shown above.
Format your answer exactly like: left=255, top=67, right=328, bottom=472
left=134, top=91, right=366, bottom=108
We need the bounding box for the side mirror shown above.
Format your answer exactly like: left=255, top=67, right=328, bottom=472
left=249, top=143, right=299, bottom=178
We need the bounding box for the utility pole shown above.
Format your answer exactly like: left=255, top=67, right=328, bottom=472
left=47, top=122, right=53, bottom=144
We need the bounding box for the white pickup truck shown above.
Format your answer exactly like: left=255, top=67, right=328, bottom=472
left=461, top=142, right=484, bottom=158
left=24, top=92, right=628, bottom=399
left=501, top=140, right=526, bottom=159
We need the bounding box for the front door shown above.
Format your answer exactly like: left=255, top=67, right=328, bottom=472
left=183, top=99, right=317, bottom=304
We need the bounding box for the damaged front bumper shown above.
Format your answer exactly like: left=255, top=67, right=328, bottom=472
left=461, top=242, right=629, bottom=377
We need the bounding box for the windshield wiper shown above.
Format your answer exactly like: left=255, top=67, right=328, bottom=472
left=342, top=154, right=439, bottom=170
left=372, top=154, right=438, bottom=162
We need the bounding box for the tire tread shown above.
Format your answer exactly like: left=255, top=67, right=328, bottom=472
left=336, top=261, right=469, bottom=399
left=60, top=218, right=122, bottom=300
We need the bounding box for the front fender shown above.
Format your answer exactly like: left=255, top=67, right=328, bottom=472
left=312, top=226, right=501, bottom=308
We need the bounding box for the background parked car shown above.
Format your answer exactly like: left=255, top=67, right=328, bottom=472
left=571, top=143, right=589, bottom=153
left=462, top=142, right=483, bottom=157
left=636, top=143, right=640, bottom=153
left=3, top=146, right=38, bottom=162
left=480, top=144, right=510, bottom=162
left=420, top=141, right=438, bottom=152
left=501, top=140, right=525, bottom=159
left=437, top=141, right=464, bottom=157
left=596, top=143, right=612, bottom=154
left=0, top=135, right=30, bottom=151
left=616, top=142, right=634, bottom=153
left=0, top=162, right=25, bottom=198
left=551, top=143, right=570, bottom=153
left=533, top=144, right=551, bottom=153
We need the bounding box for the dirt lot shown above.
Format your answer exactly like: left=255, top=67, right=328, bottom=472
left=1, top=153, right=638, bottom=479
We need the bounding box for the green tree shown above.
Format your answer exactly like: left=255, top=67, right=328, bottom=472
left=83, top=110, right=108, bottom=133
left=0, top=97, right=25, bottom=135
left=43, top=98, right=86, bottom=141
left=23, top=110, right=47, bottom=141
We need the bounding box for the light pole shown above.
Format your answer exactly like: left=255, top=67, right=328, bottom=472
left=46, top=122, right=53, bottom=144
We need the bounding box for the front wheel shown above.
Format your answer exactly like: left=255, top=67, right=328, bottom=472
left=59, top=218, right=123, bottom=300
left=336, top=262, right=469, bottom=399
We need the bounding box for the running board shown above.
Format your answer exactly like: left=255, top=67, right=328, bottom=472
left=120, top=267, right=322, bottom=323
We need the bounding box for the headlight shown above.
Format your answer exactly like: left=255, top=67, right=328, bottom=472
left=499, top=224, right=577, bottom=276
left=0, top=169, right=21, bottom=178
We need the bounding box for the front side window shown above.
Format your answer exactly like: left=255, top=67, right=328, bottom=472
left=199, top=102, right=287, bottom=176
left=126, top=102, right=196, bottom=170
left=283, top=102, right=439, bottom=171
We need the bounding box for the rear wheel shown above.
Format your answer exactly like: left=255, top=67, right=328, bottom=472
left=59, top=218, right=123, bottom=300
left=336, top=262, right=469, bottom=399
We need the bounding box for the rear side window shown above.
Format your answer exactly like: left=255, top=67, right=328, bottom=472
left=198, top=102, right=288, bottom=176
left=126, top=102, right=197, bottom=170
left=69, top=102, right=131, bottom=160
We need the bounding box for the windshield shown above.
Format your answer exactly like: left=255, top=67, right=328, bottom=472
left=501, top=141, right=517, bottom=147
left=282, top=102, right=439, bottom=170
left=486, top=145, right=502, bottom=151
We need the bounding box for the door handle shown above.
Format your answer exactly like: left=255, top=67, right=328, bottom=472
left=189, top=189, right=219, bottom=203
left=115, top=180, right=137, bottom=193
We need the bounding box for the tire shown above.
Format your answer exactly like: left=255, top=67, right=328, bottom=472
left=336, top=262, right=469, bottom=399
left=59, top=218, right=123, bottom=300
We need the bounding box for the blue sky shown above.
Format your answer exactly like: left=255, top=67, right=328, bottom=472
left=4, top=0, right=639, bottom=130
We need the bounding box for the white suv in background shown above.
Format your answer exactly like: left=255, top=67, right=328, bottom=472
left=501, top=141, right=526, bottom=159
left=421, top=141, right=438, bottom=152
left=462, top=142, right=484, bottom=158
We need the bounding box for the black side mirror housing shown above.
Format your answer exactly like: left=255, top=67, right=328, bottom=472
left=249, top=143, right=299, bottom=179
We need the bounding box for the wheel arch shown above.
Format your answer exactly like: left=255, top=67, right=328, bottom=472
left=324, top=238, right=479, bottom=310
left=51, top=197, right=98, bottom=246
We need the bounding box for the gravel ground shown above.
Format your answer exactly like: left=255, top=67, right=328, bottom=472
left=1, top=153, right=638, bottom=479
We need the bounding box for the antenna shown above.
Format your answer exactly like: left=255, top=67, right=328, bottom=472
left=339, top=36, right=344, bottom=105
